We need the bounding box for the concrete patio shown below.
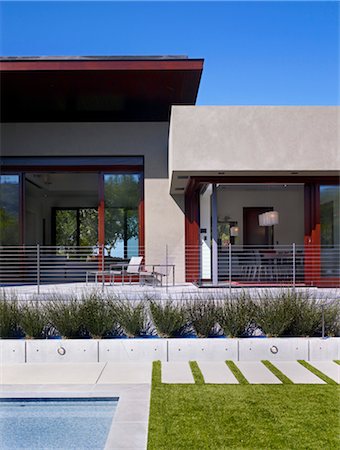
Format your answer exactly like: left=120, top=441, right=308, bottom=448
left=1, top=281, right=339, bottom=300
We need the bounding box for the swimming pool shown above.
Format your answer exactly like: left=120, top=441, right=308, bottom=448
left=0, top=397, right=119, bottom=449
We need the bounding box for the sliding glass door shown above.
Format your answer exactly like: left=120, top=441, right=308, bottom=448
left=104, top=174, right=141, bottom=258
left=0, top=175, right=20, bottom=245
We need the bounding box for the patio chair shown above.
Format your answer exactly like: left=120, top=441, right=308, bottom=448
left=109, top=256, right=143, bottom=284
left=139, top=261, right=175, bottom=287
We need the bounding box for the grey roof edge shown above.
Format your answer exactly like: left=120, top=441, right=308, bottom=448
left=0, top=55, right=203, bottom=61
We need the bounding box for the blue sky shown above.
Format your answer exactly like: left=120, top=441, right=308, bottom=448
left=0, top=1, right=338, bottom=105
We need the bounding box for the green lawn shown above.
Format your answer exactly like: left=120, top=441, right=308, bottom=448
left=148, top=361, right=340, bottom=450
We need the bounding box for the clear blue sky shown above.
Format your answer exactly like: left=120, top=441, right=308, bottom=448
left=0, top=1, right=339, bottom=105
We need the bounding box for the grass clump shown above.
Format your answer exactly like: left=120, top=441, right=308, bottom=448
left=186, top=298, right=218, bottom=337
left=255, top=291, right=340, bottom=337
left=19, top=300, right=46, bottom=339
left=115, top=300, right=150, bottom=337
left=0, top=292, right=21, bottom=338
left=46, top=295, right=84, bottom=338
left=150, top=300, right=188, bottom=338
left=217, top=292, right=254, bottom=337
left=80, top=292, right=119, bottom=339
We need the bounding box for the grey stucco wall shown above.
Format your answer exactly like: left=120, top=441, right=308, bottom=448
left=169, top=106, right=340, bottom=174
left=1, top=122, right=186, bottom=282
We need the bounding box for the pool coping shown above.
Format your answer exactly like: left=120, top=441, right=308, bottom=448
left=0, top=383, right=151, bottom=449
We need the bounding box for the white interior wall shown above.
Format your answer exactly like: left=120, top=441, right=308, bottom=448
left=216, top=185, right=305, bottom=245
left=200, top=185, right=212, bottom=279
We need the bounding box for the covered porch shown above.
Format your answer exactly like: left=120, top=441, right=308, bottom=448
left=184, top=178, right=340, bottom=288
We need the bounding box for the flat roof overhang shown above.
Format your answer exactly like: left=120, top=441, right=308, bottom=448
left=0, top=56, right=204, bottom=122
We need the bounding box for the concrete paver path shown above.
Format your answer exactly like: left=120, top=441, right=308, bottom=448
left=272, top=361, right=326, bottom=384
left=308, top=361, right=339, bottom=383
left=161, top=362, right=195, bottom=384
left=235, top=361, right=282, bottom=384
left=197, top=361, right=239, bottom=384
left=97, top=362, right=152, bottom=384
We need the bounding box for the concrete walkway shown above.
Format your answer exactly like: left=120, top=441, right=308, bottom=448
left=2, top=282, right=338, bottom=300
left=159, top=361, right=337, bottom=385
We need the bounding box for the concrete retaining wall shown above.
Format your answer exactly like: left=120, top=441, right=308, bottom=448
left=1, top=338, right=339, bottom=364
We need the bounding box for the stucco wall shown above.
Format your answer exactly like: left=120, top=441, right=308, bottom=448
left=169, top=106, right=340, bottom=174
left=1, top=122, right=186, bottom=282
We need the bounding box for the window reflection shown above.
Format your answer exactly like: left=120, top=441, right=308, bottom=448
left=0, top=175, right=20, bottom=245
left=320, top=185, right=340, bottom=277
left=104, top=174, right=140, bottom=258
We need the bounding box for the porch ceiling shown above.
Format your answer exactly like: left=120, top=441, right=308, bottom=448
left=0, top=56, right=203, bottom=122
left=170, top=171, right=340, bottom=195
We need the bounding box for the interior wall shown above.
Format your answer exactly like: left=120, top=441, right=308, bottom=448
left=216, top=185, right=305, bottom=245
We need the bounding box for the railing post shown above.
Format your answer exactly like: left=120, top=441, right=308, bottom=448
left=37, top=244, right=40, bottom=295
left=166, top=243, right=169, bottom=293
left=102, top=244, right=105, bottom=293
left=229, top=243, right=232, bottom=293
left=292, top=243, right=296, bottom=292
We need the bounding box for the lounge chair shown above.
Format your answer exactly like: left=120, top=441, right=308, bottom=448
left=109, top=256, right=143, bottom=284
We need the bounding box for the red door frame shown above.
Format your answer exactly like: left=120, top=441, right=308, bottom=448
left=184, top=176, right=339, bottom=287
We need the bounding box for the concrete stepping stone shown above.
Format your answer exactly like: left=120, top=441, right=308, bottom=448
left=97, top=362, right=152, bottom=384
left=272, top=361, right=325, bottom=384
left=161, top=362, right=195, bottom=384
left=197, top=361, right=239, bottom=384
left=308, top=361, right=339, bottom=383
left=235, top=361, right=282, bottom=384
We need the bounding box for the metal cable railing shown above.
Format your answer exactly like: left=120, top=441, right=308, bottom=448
left=0, top=244, right=339, bottom=293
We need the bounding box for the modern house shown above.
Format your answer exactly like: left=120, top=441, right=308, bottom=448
left=0, top=56, right=339, bottom=287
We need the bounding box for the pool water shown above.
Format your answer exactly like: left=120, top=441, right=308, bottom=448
left=0, top=397, right=118, bottom=449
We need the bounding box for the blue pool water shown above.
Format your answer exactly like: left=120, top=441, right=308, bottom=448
left=0, top=397, right=118, bottom=449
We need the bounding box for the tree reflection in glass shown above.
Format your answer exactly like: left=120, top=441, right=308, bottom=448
left=104, top=174, right=140, bottom=258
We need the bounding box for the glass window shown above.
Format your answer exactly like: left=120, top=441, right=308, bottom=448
left=320, top=185, right=340, bottom=276
left=104, top=174, right=140, bottom=258
left=55, top=208, right=98, bottom=247
left=0, top=175, right=20, bottom=245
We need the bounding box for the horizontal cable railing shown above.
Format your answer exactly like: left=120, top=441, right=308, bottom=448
left=0, top=244, right=339, bottom=293
left=0, top=244, right=177, bottom=292
left=184, top=244, right=340, bottom=288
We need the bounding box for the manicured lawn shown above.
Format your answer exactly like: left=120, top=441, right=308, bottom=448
left=148, top=361, right=340, bottom=450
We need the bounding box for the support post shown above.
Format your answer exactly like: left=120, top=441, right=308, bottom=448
left=229, top=243, right=232, bottom=293
left=37, top=244, right=40, bottom=295
left=166, top=243, right=169, bottom=293
left=292, top=242, right=296, bottom=292
left=102, top=244, right=105, bottom=293
left=211, top=184, right=218, bottom=286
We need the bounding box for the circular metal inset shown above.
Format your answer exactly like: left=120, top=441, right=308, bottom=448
left=270, top=345, right=279, bottom=354
left=57, top=346, right=66, bottom=356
